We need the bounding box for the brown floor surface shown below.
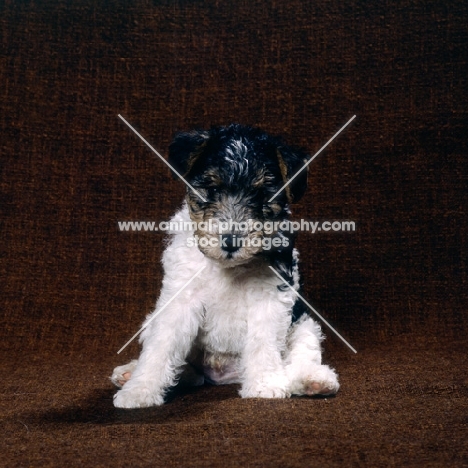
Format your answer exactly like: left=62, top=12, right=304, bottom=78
left=3, top=336, right=467, bottom=467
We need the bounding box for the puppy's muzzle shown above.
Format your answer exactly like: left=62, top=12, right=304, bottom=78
left=220, top=234, right=241, bottom=253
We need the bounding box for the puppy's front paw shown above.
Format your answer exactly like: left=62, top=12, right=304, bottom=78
left=113, top=385, right=164, bottom=409
left=240, top=373, right=290, bottom=399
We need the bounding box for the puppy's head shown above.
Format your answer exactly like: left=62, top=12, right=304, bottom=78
left=169, top=124, right=310, bottom=267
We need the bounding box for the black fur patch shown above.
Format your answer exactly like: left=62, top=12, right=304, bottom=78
left=169, top=124, right=310, bottom=205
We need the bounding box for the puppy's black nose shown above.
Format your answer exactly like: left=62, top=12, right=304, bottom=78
left=221, top=234, right=240, bottom=253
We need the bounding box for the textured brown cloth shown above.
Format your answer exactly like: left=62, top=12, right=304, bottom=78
left=1, top=1, right=467, bottom=466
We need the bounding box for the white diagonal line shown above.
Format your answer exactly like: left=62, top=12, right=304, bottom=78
left=118, top=114, right=207, bottom=202
left=269, top=115, right=356, bottom=202
left=117, top=266, right=206, bottom=354
left=268, top=266, right=357, bottom=353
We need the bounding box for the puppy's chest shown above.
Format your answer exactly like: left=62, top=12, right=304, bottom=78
left=198, top=277, right=250, bottom=353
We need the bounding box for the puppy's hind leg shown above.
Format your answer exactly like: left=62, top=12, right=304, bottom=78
left=284, top=315, right=340, bottom=396
left=110, top=360, right=138, bottom=388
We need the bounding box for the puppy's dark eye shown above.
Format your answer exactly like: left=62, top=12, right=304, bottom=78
left=206, top=186, right=219, bottom=198
left=263, top=201, right=284, bottom=218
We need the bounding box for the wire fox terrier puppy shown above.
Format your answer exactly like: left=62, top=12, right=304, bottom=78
left=112, top=124, right=339, bottom=408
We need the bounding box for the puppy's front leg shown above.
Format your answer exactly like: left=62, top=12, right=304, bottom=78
left=113, top=297, right=203, bottom=409
left=239, top=293, right=292, bottom=399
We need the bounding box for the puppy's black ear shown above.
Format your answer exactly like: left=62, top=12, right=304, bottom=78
left=276, top=145, right=310, bottom=203
left=168, top=130, right=209, bottom=179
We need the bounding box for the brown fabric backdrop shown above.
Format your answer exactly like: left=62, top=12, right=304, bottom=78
left=1, top=1, right=467, bottom=466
